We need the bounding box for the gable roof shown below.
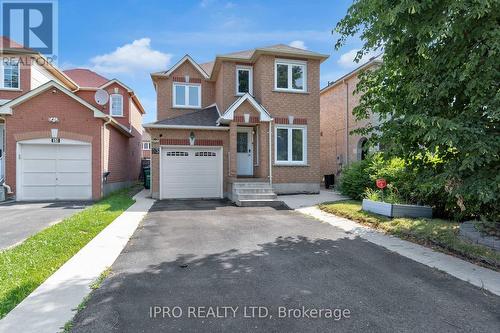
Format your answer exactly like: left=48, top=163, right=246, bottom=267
left=218, top=93, right=272, bottom=124
left=151, top=55, right=209, bottom=79
left=144, top=105, right=221, bottom=129
left=0, top=80, right=132, bottom=137
left=64, top=68, right=109, bottom=88
left=321, top=55, right=383, bottom=94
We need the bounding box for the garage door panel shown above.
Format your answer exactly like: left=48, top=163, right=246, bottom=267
left=57, top=172, right=91, bottom=186
left=22, top=186, right=57, bottom=201
left=56, top=186, right=92, bottom=200
left=57, top=159, right=91, bottom=172
left=22, top=144, right=57, bottom=159
left=57, top=145, right=90, bottom=158
left=23, top=159, right=57, bottom=172
left=23, top=172, right=56, bottom=186
left=161, top=148, right=222, bottom=199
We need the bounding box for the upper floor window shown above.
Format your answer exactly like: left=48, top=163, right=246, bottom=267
left=173, top=83, right=201, bottom=108
left=142, top=141, right=151, bottom=150
left=236, top=66, right=253, bottom=95
left=275, top=59, right=307, bottom=92
left=110, top=94, right=123, bottom=116
left=1, top=58, right=20, bottom=89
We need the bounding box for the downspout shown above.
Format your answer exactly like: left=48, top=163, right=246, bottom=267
left=343, top=80, right=349, bottom=167
left=101, top=117, right=113, bottom=196
left=268, top=119, right=273, bottom=186
left=0, top=116, right=13, bottom=194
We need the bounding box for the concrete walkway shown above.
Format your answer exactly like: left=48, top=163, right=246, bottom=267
left=0, top=190, right=155, bottom=333
left=279, top=189, right=347, bottom=209
left=278, top=193, right=500, bottom=296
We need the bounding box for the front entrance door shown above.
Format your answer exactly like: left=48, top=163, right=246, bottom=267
left=236, top=128, right=253, bottom=176
left=0, top=124, right=4, bottom=181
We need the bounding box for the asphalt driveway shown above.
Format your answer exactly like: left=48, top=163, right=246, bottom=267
left=71, top=200, right=500, bottom=332
left=0, top=201, right=89, bottom=249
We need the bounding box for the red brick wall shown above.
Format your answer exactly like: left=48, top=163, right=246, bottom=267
left=4, top=89, right=103, bottom=199
left=320, top=70, right=374, bottom=177
left=155, top=61, right=215, bottom=121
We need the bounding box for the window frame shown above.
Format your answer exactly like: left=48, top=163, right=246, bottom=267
left=274, top=125, right=307, bottom=165
left=274, top=59, right=307, bottom=93
left=172, top=83, right=202, bottom=108
left=109, top=93, right=124, bottom=117
left=235, top=65, right=253, bottom=95
left=142, top=141, right=151, bottom=150
left=0, top=57, right=20, bottom=90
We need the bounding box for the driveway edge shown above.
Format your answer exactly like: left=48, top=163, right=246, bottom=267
left=0, top=190, right=155, bottom=333
left=297, top=206, right=500, bottom=296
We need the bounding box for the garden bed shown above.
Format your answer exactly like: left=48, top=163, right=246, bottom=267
left=362, top=199, right=432, bottom=218
left=319, top=200, right=500, bottom=271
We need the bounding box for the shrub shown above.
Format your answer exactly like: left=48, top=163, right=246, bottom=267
left=337, top=159, right=372, bottom=200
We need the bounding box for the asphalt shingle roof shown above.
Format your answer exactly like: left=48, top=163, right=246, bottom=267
left=154, top=106, right=219, bottom=126
left=63, top=68, right=109, bottom=88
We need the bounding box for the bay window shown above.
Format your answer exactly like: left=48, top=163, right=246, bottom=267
left=275, top=125, right=307, bottom=164
left=236, top=66, right=252, bottom=95
left=173, top=83, right=201, bottom=108
left=1, top=58, right=20, bottom=89
left=275, top=59, right=306, bottom=92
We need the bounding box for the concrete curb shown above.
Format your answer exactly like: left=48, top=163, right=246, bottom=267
left=297, top=206, right=500, bottom=296
left=0, top=190, right=155, bottom=333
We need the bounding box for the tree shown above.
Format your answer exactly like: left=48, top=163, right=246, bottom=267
left=334, top=0, right=500, bottom=220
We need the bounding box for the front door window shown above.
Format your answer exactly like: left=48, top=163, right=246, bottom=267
left=237, top=132, right=248, bottom=153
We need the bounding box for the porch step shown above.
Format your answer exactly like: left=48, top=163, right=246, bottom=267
left=231, top=181, right=281, bottom=207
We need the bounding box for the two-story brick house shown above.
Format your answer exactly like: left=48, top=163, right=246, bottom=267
left=144, top=44, right=328, bottom=204
left=0, top=37, right=145, bottom=201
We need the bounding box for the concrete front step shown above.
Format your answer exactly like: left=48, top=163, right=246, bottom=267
left=235, top=193, right=278, bottom=201
left=234, top=188, right=275, bottom=194
left=232, top=182, right=272, bottom=189
left=235, top=199, right=284, bottom=207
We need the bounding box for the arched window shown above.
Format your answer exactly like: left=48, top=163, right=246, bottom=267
left=357, top=137, right=368, bottom=161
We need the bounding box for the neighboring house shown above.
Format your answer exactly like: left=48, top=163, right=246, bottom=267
left=141, top=131, right=151, bottom=160
left=144, top=44, right=328, bottom=203
left=0, top=37, right=145, bottom=201
left=319, top=57, right=382, bottom=181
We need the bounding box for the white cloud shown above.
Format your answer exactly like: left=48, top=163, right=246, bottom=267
left=289, top=40, right=307, bottom=50
left=337, top=48, right=379, bottom=69
left=90, top=38, right=172, bottom=75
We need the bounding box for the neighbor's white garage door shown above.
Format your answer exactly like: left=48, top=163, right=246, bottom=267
left=160, top=147, right=222, bottom=199
left=18, top=139, right=92, bottom=201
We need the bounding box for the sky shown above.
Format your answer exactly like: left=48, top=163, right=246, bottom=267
left=56, top=0, right=376, bottom=123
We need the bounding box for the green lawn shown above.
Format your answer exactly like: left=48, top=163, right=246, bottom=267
left=319, top=200, right=500, bottom=270
left=0, top=187, right=137, bottom=319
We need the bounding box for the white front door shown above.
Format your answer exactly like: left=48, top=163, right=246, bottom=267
left=17, top=139, right=92, bottom=201
left=0, top=124, right=4, bottom=181
left=237, top=128, right=253, bottom=176
left=160, top=147, right=222, bottom=199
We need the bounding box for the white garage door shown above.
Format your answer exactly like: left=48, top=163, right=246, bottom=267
left=161, top=147, right=222, bottom=199
left=18, top=139, right=92, bottom=201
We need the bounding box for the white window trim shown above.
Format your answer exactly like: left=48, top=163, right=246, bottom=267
left=274, top=59, right=307, bottom=93
left=236, top=65, right=253, bottom=95
left=142, top=141, right=151, bottom=150
left=110, top=93, right=124, bottom=117
left=0, top=58, right=21, bottom=90
left=274, top=125, right=307, bottom=165
left=173, top=83, right=202, bottom=108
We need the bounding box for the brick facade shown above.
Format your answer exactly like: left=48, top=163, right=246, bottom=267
left=320, top=63, right=378, bottom=179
